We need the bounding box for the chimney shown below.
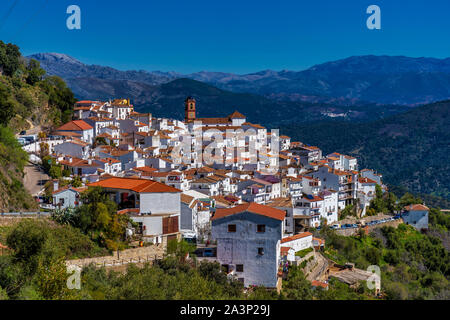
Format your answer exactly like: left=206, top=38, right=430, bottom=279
left=69, top=157, right=73, bottom=163
left=88, top=159, right=92, bottom=165
left=53, top=179, right=59, bottom=191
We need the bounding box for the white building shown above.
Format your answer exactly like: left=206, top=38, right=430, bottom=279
left=89, top=177, right=182, bottom=244
left=211, top=202, right=286, bottom=288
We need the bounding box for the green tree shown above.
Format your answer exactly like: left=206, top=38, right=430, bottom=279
left=0, top=83, right=15, bottom=126
left=0, top=41, right=21, bottom=77
left=48, top=164, right=62, bottom=179
left=26, top=59, right=46, bottom=85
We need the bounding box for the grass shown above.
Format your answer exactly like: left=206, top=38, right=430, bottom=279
left=295, top=247, right=314, bottom=258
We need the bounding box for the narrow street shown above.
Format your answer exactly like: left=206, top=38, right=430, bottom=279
left=23, top=164, right=49, bottom=197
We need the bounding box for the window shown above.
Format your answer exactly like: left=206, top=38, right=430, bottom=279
left=238, top=278, right=244, bottom=283
left=258, top=247, right=264, bottom=256
left=257, top=224, right=266, bottom=233
left=236, top=264, right=244, bottom=272
left=228, top=224, right=236, bottom=232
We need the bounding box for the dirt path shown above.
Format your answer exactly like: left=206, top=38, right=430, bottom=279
left=24, top=120, right=41, bottom=135
left=24, top=164, right=49, bottom=196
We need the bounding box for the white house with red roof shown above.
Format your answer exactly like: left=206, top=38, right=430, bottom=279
left=54, top=139, right=90, bottom=159
left=58, top=156, right=99, bottom=176
left=357, top=177, right=377, bottom=216
left=89, top=177, right=182, bottom=244
left=402, top=204, right=429, bottom=230
left=73, top=100, right=105, bottom=120
left=52, top=186, right=86, bottom=210
left=94, top=157, right=122, bottom=175
left=211, top=202, right=286, bottom=288
left=56, top=120, right=94, bottom=143
left=281, top=232, right=313, bottom=252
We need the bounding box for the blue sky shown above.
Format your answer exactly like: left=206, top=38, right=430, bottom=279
left=1, top=0, right=450, bottom=73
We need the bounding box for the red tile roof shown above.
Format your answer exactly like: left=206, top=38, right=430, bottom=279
left=281, top=232, right=313, bottom=243
left=404, top=204, right=430, bottom=211
left=88, top=177, right=181, bottom=193
left=280, top=246, right=292, bottom=256
left=311, top=280, right=328, bottom=288
left=212, top=202, right=286, bottom=221
left=228, top=111, right=246, bottom=119
left=57, top=120, right=93, bottom=131
left=135, top=166, right=158, bottom=173
left=117, top=208, right=140, bottom=215
left=358, top=177, right=377, bottom=184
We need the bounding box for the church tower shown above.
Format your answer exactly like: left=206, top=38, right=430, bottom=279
left=185, top=97, right=196, bottom=123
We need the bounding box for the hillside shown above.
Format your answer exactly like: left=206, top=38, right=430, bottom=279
left=282, top=100, right=450, bottom=201
left=30, top=53, right=450, bottom=106
left=0, top=41, right=75, bottom=211
left=59, top=76, right=409, bottom=125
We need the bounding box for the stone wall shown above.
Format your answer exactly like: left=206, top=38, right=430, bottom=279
left=336, top=219, right=403, bottom=237
left=66, top=244, right=166, bottom=269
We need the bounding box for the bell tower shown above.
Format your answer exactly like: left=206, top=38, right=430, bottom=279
left=185, top=97, right=196, bottom=123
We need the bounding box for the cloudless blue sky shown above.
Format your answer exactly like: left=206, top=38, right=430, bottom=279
left=1, top=0, right=449, bottom=73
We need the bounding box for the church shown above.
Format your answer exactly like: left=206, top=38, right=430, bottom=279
left=184, top=97, right=247, bottom=127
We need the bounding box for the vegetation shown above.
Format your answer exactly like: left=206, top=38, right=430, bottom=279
left=0, top=40, right=77, bottom=211
left=0, top=126, right=36, bottom=210
left=283, top=100, right=450, bottom=202
left=295, top=247, right=314, bottom=258
left=0, top=219, right=108, bottom=300
left=316, top=215, right=449, bottom=300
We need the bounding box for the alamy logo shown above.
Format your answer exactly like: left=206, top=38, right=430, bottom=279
left=170, top=121, right=280, bottom=174
left=366, top=5, right=381, bottom=30
left=66, top=5, right=81, bottom=30
left=66, top=265, right=81, bottom=290
left=366, top=265, right=381, bottom=291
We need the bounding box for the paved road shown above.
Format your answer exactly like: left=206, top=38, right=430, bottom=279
left=23, top=164, right=49, bottom=196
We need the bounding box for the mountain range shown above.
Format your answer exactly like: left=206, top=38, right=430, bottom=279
left=29, top=53, right=450, bottom=106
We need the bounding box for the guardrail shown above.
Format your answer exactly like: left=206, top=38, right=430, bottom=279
left=0, top=212, right=51, bottom=217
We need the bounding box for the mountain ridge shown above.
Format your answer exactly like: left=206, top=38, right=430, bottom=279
left=29, top=53, right=450, bottom=106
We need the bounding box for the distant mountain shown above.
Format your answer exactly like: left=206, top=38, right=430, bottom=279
left=282, top=100, right=450, bottom=200
left=30, top=53, right=450, bottom=106
left=62, top=77, right=409, bottom=125
left=28, top=53, right=177, bottom=85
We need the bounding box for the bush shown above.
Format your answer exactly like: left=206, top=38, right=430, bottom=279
left=295, top=247, right=314, bottom=258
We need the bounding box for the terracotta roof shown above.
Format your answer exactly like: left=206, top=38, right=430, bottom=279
left=358, top=177, right=377, bottom=184
left=59, top=157, right=97, bottom=167
left=117, top=208, right=140, bottom=215
left=135, top=166, right=158, bottom=173
left=52, top=186, right=87, bottom=195
left=196, top=117, right=231, bottom=125
left=281, top=232, right=313, bottom=243
left=88, top=177, right=181, bottom=193
left=56, top=120, right=93, bottom=131
left=311, top=280, right=328, bottom=288
left=313, top=237, right=325, bottom=246
left=212, top=202, right=286, bottom=221
left=181, top=194, right=195, bottom=205
left=280, top=246, right=292, bottom=256
left=228, top=111, right=246, bottom=119
left=404, top=204, right=430, bottom=211
left=53, top=131, right=82, bottom=137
